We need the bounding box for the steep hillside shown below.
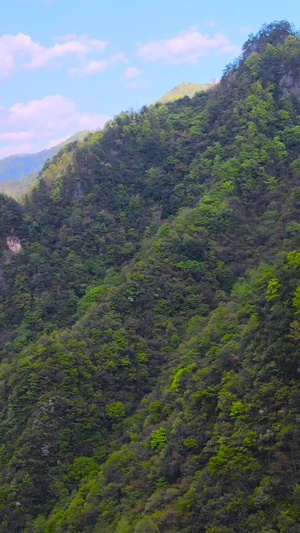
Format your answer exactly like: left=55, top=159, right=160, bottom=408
left=0, top=21, right=300, bottom=532
left=156, top=82, right=212, bottom=103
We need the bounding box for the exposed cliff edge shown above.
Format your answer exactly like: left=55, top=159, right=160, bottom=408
left=279, top=72, right=300, bottom=95
left=6, top=234, right=22, bottom=253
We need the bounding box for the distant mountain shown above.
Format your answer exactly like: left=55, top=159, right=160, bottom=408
left=0, top=171, right=39, bottom=199
left=156, top=81, right=213, bottom=103
left=0, top=131, right=88, bottom=197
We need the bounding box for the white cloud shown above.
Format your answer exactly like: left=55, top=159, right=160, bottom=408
left=125, top=80, right=148, bottom=90
left=0, top=94, right=110, bottom=158
left=137, top=26, right=240, bottom=64
left=206, top=21, right=217, bottom=28
left=70, top=52, right=127, bottom=76
left=70, top=59, right=108, bottom=75
left=126, top=81, right=138, bottom=89
left=0, top=131, right=34, bottom=141
left=9, top=94, right=110, bottom=132
left=75, top=112, right=111, bottom=130
left=9, top=95, right=76, bottom=133
left=83, top=60, right=108, bottom=74
left=47, top=134, right=71, bottom=148
left=112, top=52, right=127, bottom=63
left=0, top=144, right=33, bottom=158
left=53, top=33, right=77, bottom=43
left=0, top=32, right=108, bottom=78
left=123, top=66, right=142, bottom=79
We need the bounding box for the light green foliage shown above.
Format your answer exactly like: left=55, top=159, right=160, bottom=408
left=68, top=456, right=99, bottom=481
left=156, top=81, right=211, bottom=103
left=244, top=51, right=261, bottom=77
left=286, top=250, right=300, bottom=268
left=208, top=445, right=232, bottom=473
left=77, top=284, right=107, bottom=315
left=230, top=401, right=244, bottom=417
left=292, top=284, right=300, bottom=309
left=150, top=428, right=167, bottom=449
left=266, top=278, right=281, bottom=300
left=105, top=401, right=125, bottom=420
left=184, top=438, right=198, bottom=448
left=149, top=401, right=163, bottom=423
left=134, top=516, right=160, bottom=533
left=115, top=518, right=132, bottom=533
left=171, top=364, right=197, bottom=390
left=291, top=157, right=300, bottom=176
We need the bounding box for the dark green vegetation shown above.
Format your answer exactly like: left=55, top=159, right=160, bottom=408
left=0, top=131, right=88, bottom=198
left=1, top=20, right=300, bottom=532
left=156, top=82, right=212, bottom=104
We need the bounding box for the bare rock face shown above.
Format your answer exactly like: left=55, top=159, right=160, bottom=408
left=6, top=235, right=22, bottom=253
left=74, top=180, right=83, bottom=199
left=279, top=72, right=300, bottom=96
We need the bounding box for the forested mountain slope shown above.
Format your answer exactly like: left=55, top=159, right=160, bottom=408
left=156, top=82, right=212, bottom=104
left=1, top=21, right=300, bottom=532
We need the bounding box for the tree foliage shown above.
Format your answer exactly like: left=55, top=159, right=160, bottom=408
left=0, top=21, right=300, bottom=533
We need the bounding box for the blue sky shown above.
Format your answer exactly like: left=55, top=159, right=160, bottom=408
left=0, top=0, right=299, bottom=158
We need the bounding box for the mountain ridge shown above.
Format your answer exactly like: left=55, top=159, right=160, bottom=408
left=155, top=81, right=213, bottom=104
left=0, top=20, right=300, bottom=532
left=0, top=86, right=211, bottom=198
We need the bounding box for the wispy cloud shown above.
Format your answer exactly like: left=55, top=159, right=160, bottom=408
left=69, top=59, right=108, bottom=75
left=0, top=32, right=108, bottom=77
left=69, top=52, right=127, bottom=76
left=125, top=80, right=148, bottom=90
left=53, top=33, right=77, bottom=43
left=137, top=26, right=240, bottom=64
left=123, top=66, right=142, bottom=79
left=75, top=112, right=110, bottom=129
left=0, top=144, right=33, bottom=158
left=47, top=134, right=72, bottom=149
left=0, top=131, right=34, bottom=141
left=206, top=21, right=217, bottom=28
left=0, top=94, right=110, bottom=158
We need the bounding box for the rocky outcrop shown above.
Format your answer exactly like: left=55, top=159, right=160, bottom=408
left=279, top=72, right=300, bottom=96
left=243, top=41, right=259, bottom=60
left=6, top=235, right=22, bottom=253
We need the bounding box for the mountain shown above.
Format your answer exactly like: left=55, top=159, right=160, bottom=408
left=0, top=131, right=88, bottom=197
left=1, top=20, right=300, bottom=532
left=156, top=81, right=212, bottom=103
left=0, top=86, right=212, bottom=200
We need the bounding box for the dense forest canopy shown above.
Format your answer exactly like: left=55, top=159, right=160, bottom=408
left=1, top=20, right=300, bottom=532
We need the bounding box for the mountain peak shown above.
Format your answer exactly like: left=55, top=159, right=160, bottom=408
left=156, top=82, right=213, bottom=104
left=242, top=20, right=297, bottom=59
